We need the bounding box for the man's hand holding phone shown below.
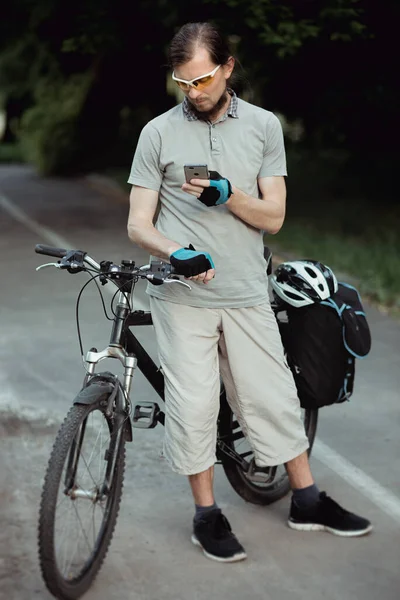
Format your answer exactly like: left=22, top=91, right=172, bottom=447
left=182, top=164, right=233, bottom=207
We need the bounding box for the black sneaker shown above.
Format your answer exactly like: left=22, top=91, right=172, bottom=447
left=288, top=492, right=373, bottom=537
left=192, top=509, right=247, bottom=562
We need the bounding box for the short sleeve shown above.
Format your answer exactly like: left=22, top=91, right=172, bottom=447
left=258, top=114, right=287, bottom=178
left=127, top=123, right=163, bottom=191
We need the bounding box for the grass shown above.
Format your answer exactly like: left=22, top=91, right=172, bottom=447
left=269, top=215, right=400, bottom=311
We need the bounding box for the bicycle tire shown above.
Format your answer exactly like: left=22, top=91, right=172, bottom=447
left=38, top=399, right=126, bottom=600
left=217, top=389, right=318, bottom=506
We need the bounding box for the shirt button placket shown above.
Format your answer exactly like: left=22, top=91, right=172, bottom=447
left=210, top=124, right=220, bottom=154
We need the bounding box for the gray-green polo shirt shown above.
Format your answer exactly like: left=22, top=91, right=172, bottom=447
left=128, top=91, right=287, bottom=308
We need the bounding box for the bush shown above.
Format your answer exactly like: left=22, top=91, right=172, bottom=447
left=0, top=143, right=24, bottom=163
left=18, top=72, right=92, bottom=175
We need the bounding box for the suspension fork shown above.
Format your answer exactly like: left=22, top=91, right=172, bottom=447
left=64, top=419, right=88, bottom=493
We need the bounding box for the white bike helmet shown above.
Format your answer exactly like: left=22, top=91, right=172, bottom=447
left=270, top=260, right=338, bottom=308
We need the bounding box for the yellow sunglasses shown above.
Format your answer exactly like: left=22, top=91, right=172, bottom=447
left=172, top=64, right=221, bottom=92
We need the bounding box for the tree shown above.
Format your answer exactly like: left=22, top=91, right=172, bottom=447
left=2, top=0, right=396, bottom=183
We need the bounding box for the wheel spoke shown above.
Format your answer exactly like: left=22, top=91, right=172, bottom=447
left=59, top=500, right=75, bottom=577
left=92, top=505, right=96, bottom=548
left=63, top=502, right=93, bottom=578
left=85, top=415, right=104, bottom=470
left=77, top=418, right=108, bottom=489
left=98, top=422, right=103, bottom=483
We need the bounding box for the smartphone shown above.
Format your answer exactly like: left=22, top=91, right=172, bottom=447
left=184, top=164, right=209, bottom=183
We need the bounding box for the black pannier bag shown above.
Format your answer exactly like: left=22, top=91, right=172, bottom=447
left=277, top=283, right=371, bottom=409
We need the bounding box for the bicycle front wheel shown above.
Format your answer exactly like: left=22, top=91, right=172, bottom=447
left=38, top=399, right=126, bottom=600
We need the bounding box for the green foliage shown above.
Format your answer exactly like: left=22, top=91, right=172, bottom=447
left=0, top=143, right=24, bottom=163
left=272, top=220, right=400, bottom=309
left=269, top=146, right=400, bottom=310
left=0, top=36, right=55, bottom=100
left=0, top=0, right=395, bottom=183
left=60, top=8, right=121, bottom=55
left=205, top=0, right=364, bottom=56
left=18, top=72, right=93, bottom=174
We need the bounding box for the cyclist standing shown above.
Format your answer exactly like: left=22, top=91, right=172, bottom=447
left=127, top=22, right=372, bottom=562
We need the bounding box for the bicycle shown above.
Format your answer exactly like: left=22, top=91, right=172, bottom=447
left=35, top=243, right=318, bottom=600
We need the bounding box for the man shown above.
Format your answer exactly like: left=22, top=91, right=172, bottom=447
left=127, top=22, right=372, bottom=563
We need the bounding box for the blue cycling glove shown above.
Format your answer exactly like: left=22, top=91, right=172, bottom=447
left=170, top=244, right=215, bottom=277
left=198, top=171, right=233, bottom=207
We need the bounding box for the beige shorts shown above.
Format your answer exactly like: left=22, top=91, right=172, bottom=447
left=149, top=297, right=309, bottom=475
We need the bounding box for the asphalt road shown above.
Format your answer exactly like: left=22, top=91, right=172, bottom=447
left=1, top=165, right=399, bottom=600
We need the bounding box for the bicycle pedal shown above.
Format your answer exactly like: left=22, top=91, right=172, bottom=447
left=245, top=459, right=277, bottom=484
left=132, top=402, right=160, bottom=429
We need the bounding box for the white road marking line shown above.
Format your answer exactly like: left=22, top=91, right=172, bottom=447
left=0, top=192, right=147, bottom=309
left=314, top=439, right=400, bottom=523
left=2, top=192, right=400, bottom=522
left=0, top=193, right=72, bottom=249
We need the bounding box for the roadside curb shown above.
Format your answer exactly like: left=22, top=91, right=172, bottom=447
left=82, top=173, right=129, bottom=204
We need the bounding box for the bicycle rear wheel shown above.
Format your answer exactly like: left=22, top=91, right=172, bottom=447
left=217, top=389, right=318, bottom=505
left=38, top=399, right=126, bottom=600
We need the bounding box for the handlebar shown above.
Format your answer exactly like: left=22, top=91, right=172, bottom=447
left=34, top=244, right=275, bottom=295
left=34, top=244, right=186, bottom=288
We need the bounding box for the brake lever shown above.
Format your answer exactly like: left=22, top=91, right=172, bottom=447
left=145, top=274, right=191, bottom=289
left=164, top=277, right=191, bottom=289
left=36, top=260, right=84, bottom=273
left=36, top=262, right=62, bottom=271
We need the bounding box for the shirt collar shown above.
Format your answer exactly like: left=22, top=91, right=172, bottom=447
left=182, top=89, right=239, bottom=122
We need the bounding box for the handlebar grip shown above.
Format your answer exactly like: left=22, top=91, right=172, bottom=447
left=35, top=244, right=68, bottom=258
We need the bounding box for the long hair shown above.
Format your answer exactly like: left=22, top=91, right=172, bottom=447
left=168, top=22, right=231, bottom=69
